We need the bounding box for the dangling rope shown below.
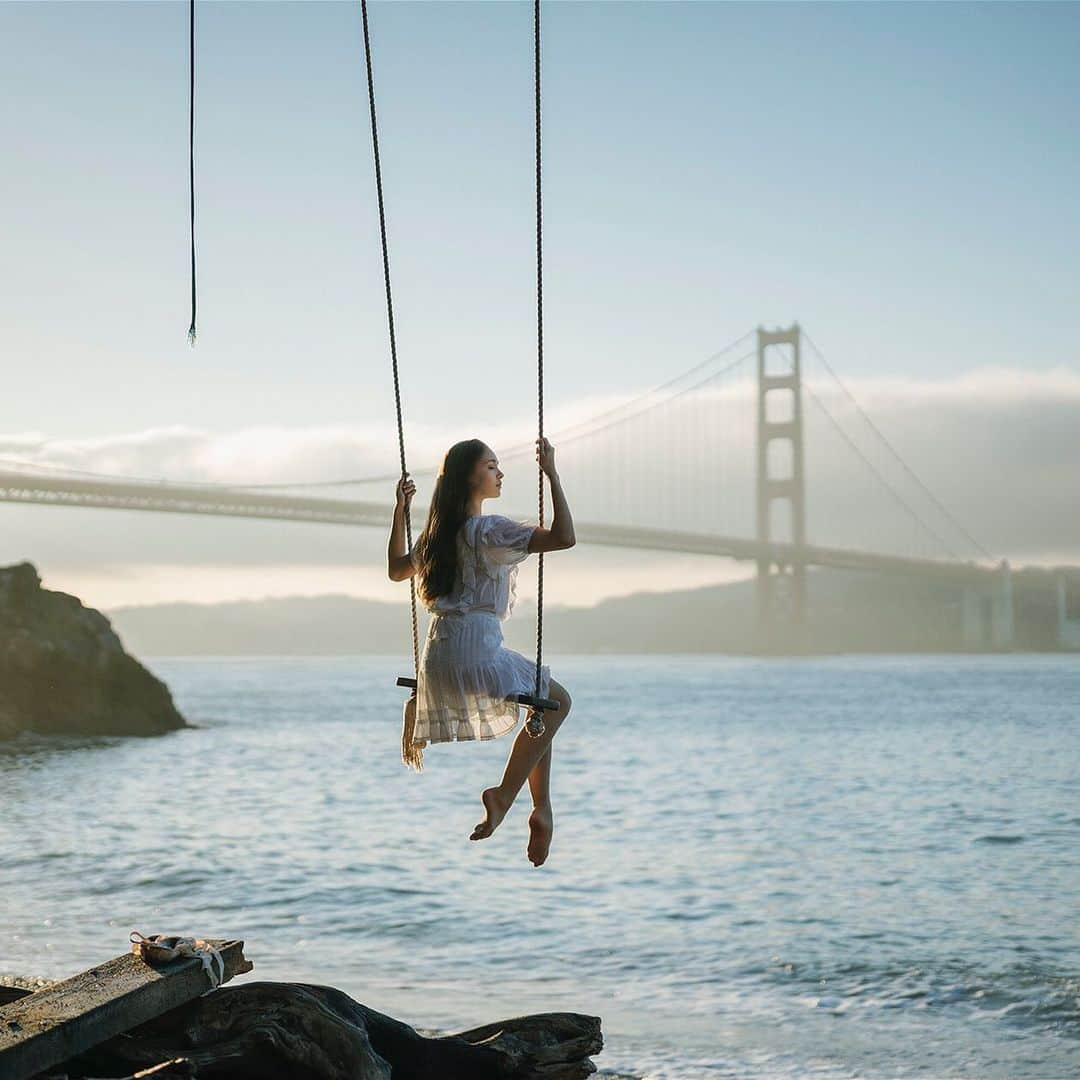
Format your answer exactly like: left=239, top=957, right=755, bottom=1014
left=187, top=0, right=197, bottom=347
left=359, top=0, right=423, bottom=771
left=531, top=0, right=546, bottom=705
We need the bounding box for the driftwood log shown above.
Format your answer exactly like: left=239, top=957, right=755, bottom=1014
left=2, top=958, right=602, bottom=1080
left=52, top=983, right=601, bottom=1079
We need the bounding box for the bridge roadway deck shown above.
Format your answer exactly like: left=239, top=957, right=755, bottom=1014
left=0, top=470, right=997, bottom=583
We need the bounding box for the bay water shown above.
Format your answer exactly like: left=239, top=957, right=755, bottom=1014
left=2, top=655, right=1077, bottom=1078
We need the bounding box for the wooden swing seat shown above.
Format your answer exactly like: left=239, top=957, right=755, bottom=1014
left=396, top=676, right=557, bottom=713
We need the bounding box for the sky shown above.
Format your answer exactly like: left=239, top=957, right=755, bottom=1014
left=1, top=0, right=1078, bottom=612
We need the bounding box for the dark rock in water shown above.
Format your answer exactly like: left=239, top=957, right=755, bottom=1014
left=0, top=561, right=189, bottom=740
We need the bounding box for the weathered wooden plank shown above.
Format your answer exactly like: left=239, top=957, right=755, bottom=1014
left=0, top=938, right=251, bottom=1080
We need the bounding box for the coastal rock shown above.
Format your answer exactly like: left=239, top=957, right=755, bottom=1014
left=0, top=561, right=189, bottom=739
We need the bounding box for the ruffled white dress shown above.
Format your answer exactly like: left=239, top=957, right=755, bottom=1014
left=409, top=513, right=552, bottom=746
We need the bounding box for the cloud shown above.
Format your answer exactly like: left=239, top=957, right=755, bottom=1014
left=0, top=387, right=641, bottom=486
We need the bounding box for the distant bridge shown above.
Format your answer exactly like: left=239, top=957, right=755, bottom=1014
left=0, top=466, right=1001, bottom=582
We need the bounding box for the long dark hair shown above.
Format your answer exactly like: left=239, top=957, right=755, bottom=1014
left=414, top=438, right=487, bottom=605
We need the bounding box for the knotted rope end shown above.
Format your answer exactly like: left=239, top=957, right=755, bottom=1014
left=401, top=696, right=425, bottom=772
left=402, top=734, right=425, bottom=773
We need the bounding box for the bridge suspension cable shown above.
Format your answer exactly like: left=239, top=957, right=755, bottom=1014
left=802, top=331, right=994, bottom=561
left=496, top=346, right=755, bottom=457
left=802, top=381, right=964, bottom=559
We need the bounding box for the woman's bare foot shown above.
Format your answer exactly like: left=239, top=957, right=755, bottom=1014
left=470, top=786, right=512, bottom=841
left=527, top=804, right=554, bottom=866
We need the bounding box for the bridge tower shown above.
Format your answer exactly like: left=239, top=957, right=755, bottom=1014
left=756, top=324, right=807, bottom=642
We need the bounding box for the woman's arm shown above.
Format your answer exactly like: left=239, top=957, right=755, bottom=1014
left=528, top=438, right=576, bottom=554
left=387, top=474, right=418, bottom=581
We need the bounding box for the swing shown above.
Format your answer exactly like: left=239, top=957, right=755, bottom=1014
left=183, top=1, right=556, bottom=766
left=360, top=1, right=558, bottom=766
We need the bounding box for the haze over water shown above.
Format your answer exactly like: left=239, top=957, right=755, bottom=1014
left=2, top=654, right=1077, bottom=1078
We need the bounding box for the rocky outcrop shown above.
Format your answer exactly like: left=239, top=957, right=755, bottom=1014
left=0, top=561, right=189, bottom=740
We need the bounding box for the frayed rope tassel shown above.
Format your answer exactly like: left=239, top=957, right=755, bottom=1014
left=401, top=689, right=425, bottom=772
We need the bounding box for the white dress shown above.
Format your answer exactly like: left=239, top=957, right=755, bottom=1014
left=409, top=513, right=552, bottom=746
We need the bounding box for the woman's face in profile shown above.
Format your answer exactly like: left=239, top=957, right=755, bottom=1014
left=471, top=446, right=504, bottom=500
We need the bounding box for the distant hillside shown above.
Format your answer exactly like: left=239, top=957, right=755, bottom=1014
left=103, top=566, right=1074, bottom=656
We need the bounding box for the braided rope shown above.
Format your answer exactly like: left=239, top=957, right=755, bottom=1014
left=187, top=0, right=197, bottom=347
left=359, top=1, right=422, bottom=768
left=533, top=0, right=545, bottom=701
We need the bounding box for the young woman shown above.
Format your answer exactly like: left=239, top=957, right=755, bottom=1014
left=387, top=436, right=575, bottom=866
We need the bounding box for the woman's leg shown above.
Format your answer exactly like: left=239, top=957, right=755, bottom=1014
left=526, top=740, right=552, bottom=809
left=525, top=742, right=554, bottom=866
left=470, top=678, right=571, bottom=843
